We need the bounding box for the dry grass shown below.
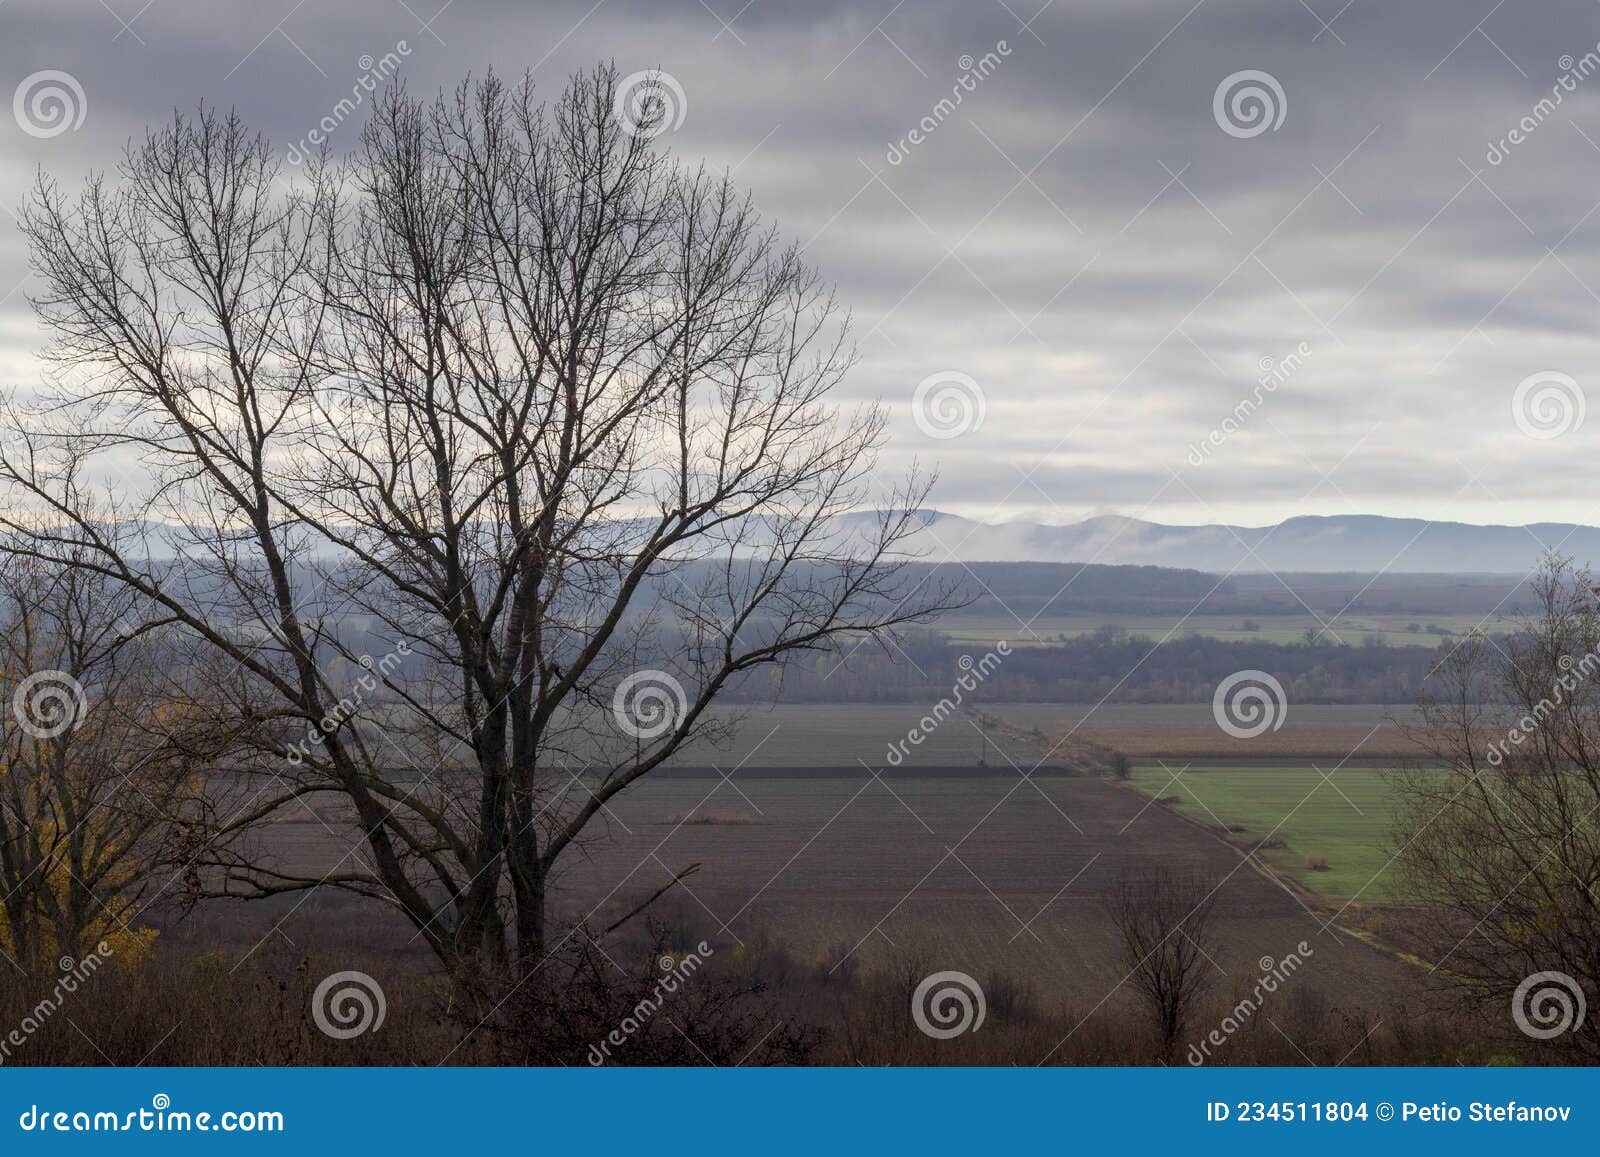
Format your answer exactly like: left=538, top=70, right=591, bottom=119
left=0, top=924, right=1540, bottom=1067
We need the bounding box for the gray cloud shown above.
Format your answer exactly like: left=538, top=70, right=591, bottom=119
left=2, top=0, right=1597, bottom=528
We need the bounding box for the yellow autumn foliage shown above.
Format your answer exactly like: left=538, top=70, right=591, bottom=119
left=0, top=821, right=159, bottom=970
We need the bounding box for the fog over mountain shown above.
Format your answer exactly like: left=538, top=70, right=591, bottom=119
left=116, top=509, right=1596, bottom=576
left=884, top=512, right=1600, bottom=574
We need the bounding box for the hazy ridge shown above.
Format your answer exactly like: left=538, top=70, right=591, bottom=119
left=886, top=511, right=1596, bottom=573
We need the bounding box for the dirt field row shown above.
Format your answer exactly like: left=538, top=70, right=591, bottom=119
left=988, top=702, right=1422, bottom=760
left=641, top=702, right=1421, bottom=767
left=178, top=762, right=1429, bottom=1038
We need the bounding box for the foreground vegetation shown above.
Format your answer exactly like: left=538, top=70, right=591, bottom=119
left=0, top=919, right=1526, bottom=1067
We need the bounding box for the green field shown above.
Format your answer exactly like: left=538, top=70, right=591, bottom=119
left=1125, top=763, right=1404, bottom=902
left=938, top=612, right=1491, bottom=648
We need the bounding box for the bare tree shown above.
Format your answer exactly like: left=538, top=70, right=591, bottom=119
left=0, top=519, right=210, bottom=968
left=0, top=66, right=955, bottom=987
left=1393, top=556, right=1600, bottom=1058
left=1109, top=868, right=1220, bottom=1059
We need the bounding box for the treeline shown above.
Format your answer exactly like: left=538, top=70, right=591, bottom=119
left=730, top=626, right=1453, bottom=705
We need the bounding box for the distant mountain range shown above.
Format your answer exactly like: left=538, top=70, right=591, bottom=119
left=112, top=511, right=1596, bottom=575
left=880, top=512, right=1599, bottom=574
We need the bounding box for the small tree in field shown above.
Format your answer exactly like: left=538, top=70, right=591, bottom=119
left=0, top=66, right=954, bottom=989
left=1109, top=868, right=1220, bottom=1059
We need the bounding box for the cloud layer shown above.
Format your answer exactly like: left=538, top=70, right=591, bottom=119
left=1, top=0, right=1597, bottom=528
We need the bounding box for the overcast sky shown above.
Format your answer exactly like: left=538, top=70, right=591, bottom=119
left=1, top=0, right=1598, bottom=528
